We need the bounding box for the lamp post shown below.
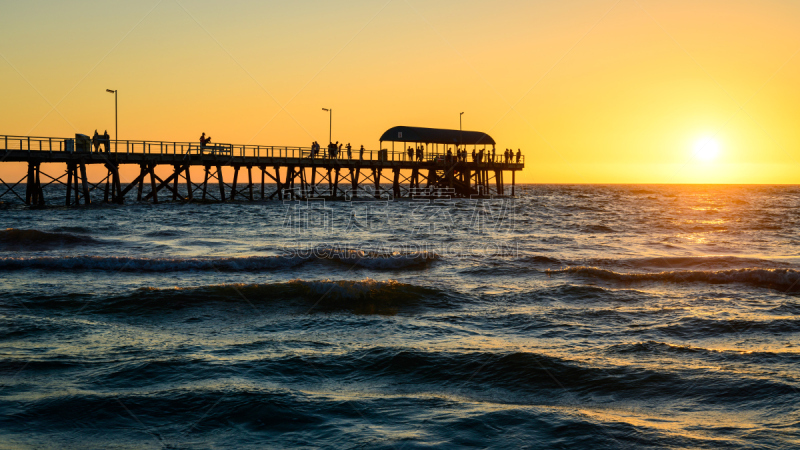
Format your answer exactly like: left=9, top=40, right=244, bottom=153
left=322, top=108, right=331, bottom=144
left=459, top=112, right=464, bottom=148
left=106, top=89, right=117, bottom=148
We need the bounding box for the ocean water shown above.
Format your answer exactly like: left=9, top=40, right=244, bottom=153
left=1, top=184, right=799, bottom=449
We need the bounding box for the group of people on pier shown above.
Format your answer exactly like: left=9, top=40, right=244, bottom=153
left=196, top=132, right=520, bottom=163
left=406, top=146, right=425, bottom=161
left=91, top=130, right=112, bottom=152
left=310, top=141, right=366, bottom=159
left=468, top=148, right=521, bottom=164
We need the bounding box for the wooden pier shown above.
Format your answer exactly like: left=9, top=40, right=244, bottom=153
left=0, top=127, right=523, bottom=206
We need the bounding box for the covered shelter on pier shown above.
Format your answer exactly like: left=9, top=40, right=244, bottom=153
left=379, top=126, right=495, bottom=156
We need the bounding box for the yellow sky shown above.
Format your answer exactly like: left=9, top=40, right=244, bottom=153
left=2, top=0, right=800, bottom=183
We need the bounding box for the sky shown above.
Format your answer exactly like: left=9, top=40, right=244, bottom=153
left=2, top=0, right=800, bottom=183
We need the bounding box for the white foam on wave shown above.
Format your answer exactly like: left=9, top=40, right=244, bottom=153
left=0, top=255, right=308, bottom=272
left=547, top=266, right=800, bottom=291
left=325, top=251, right=438, bottom=269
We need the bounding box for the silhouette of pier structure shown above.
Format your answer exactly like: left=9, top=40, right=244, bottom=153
left=0, top=126, right=523, bottom=206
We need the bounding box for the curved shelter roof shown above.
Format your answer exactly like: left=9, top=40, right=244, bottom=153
left=379, top=126, right=495, bottom=146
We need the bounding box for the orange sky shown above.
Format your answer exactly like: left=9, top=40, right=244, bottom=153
left=2, top=0, right=800, bottom=183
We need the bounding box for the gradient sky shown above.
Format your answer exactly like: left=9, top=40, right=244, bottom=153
left=2, top=0, right=800, bottom=183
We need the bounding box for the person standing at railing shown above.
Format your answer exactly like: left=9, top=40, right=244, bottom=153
left=200, top=133, right=211, bottom=149
left=516, top=149, right=521, bottom=163
left=359, top=145, right=365, bottom=160
left=102, top=130, right=111, bottom=152
left=347, top=143, right=352, bottom=159
left=92, top=130, right=101, bottom=153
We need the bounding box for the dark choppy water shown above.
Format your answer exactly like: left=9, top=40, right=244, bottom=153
left=2, top=184, right=799, bottom=449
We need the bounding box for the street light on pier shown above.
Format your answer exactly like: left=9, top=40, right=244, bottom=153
left=322, top=108, right=331, bottom=144
left=459, top=112, right=464, bottom=148
left=106, top=89, right=117, bottom=148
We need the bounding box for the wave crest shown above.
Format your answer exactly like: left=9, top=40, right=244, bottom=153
left=547, top=266, right=800, bottom=292
left=0, top=255, right=307, bottom=272
left=0, top=228, right=99, bottom=250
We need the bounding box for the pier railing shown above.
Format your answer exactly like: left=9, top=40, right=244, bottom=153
left=0, top=135, right=524, bottom=165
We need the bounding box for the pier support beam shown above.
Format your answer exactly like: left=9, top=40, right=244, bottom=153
left=511, top=171, right=515, bottom=197
left=79, top=161, right=91, bottom=205
left=25, top=162, right=44, bottom=206
left=185, top=165, right=193, bottom=201
left=247, top=166, right=254, bottom=201
left=260, top=165, right=266, bottom=200
left=333, top=168, right=340, bottom=198
left=65, top=163, right=73, bottom=206
left=230, top=165, right=240, bottom=201
left=202, top=166, right=210, bottom=201
left=217, top=165, right=225, bottom=202
left=103, top=162, right=122, bottom=204
left=373, top=168, right=381, bottom=199
left=392, top=168, right=400, bottom=198
left=350, top=167, right=359, bottom=198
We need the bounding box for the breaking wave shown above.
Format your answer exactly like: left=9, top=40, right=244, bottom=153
left=0, top=255, right=308, bottom=272
left=547, top=266, right=800, bottom=292
left=0, top=249, right=439, bottom=272
left=17, top=279, right=441, bottom=316
left=318, top=249, right=439, bottom=269
left=0, top=228, right=101, bottom=250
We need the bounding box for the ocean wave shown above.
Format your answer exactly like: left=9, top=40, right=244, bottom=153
left=547, top=266, right=800, bottom=292
left=318, top=249, right=439, bottom=269
left=658, top=317, right=800, bottom=336
left=0, top=255, right=308, bottom=272
left=14, top=279, right=441, bottom=315
left=587, top=255, right=794, bottom=271
left=580, top=224, right=616, bottom=233
left=607, top=341, right=800, bottom=363
left=0, top=228, right=100, bottom=250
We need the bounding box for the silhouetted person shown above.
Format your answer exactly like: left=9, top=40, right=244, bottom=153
left=92, top=130, right=100, bottom=152
left=346, top=143, right=352, bottom=159
left=200, top=133, right=211, bottom=148
left=407, top=146, right=413, bottom=161
left=447, top=148, right=453, bottom=163
left=416, top=146, right=423, bottom=161
left=516, top=149, right=521, bottom=163
left=360, top=145, right=365, bottom=160
left=102, top=130, right=110, bottom=152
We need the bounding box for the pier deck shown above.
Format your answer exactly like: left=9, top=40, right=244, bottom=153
left=1, top=135, right=524, bottom=206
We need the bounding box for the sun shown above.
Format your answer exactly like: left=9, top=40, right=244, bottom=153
left=694, top=137, right=720, bottom=161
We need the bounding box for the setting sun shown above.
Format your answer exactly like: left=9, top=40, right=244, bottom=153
left=694, top=137, right=721, bottom=162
